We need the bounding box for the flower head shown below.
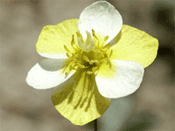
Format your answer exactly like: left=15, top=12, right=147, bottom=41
left=26, top=1, right=158, bottom=125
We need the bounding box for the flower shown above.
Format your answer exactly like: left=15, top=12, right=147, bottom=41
left=26, top=1, right=158, bottom=125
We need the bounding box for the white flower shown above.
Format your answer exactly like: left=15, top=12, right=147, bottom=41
left=26, top=1, right=158, bottom=125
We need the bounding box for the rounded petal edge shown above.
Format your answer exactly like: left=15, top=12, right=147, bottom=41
left=110, top=25, right=159, bottom=68
left=96, top=60, right=144, bottom=98
left=52, top=70, right=110, bottom=125
left=79, top=1, right=122, bottom=44
left=26, top=59, right=75, bottom=89
left=36, top=19, right=79, bottom=58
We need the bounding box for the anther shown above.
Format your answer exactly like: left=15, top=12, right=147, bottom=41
left=109, top=50, right=113, bottom=57
left=76, top=31, right=84, bottom=43
left=71, top=35, right=76, bottom=50
left=71, top=35, right=75, bottom=46
left=71, top=35, right=79, bottom=50
left=64, top=45, right=70, bottom=52
left=76, top=63, right=86, bottom=68
left=92, top=29, right=97, bottom=39
left=104, top=36, right=109, bottom=42
left=66, top=53, right=70, bottom=58
left=90, top=60, right=98, bottom=63
left=100, top=35, right=109, bottom=47
left=92, top=29, right=100, bottom=47
left=83, top=55, right=90, bottom=62
left=87, top=71, right=93, bottom=74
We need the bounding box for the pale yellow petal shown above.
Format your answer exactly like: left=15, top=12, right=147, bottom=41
left=52, top=69, right=110, bottom=125
left=110, top=25, right=159, bottom=68
left=36, top=19, right=79, bottom=59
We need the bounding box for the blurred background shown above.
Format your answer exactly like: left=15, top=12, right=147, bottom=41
left=1, top=0, right=174, bottom=131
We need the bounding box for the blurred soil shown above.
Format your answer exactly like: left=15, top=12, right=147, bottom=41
left=1, top=0, right=174, bottom=131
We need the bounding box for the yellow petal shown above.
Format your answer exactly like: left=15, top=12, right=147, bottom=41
left=110, top=25, right=159, bottom=68
left=52, top=69, right=110, bottom=125
left=36, top=19, right=79, bottom=58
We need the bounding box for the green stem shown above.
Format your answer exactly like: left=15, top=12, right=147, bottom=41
left=94, top=119, right=98, bottom=131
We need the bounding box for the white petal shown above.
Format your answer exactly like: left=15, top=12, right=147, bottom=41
left=78, top=31, right=95, bottom=52
left=79, top=1, right=122, bottom=44
left=38, top=53, right=68, bottom=59
left=26, top=59, right=75, bottom=89
left=95, top=60, right=144, bottom=98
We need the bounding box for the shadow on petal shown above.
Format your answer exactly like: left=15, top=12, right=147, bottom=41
left=106, top=30, right=122, bottom=47
left=38, top=59, right=65, bottom=71
left=52, top=69, right=110, bottom=125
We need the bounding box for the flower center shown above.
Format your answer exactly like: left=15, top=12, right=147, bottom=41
left=63, top=30, right=113, bottom=75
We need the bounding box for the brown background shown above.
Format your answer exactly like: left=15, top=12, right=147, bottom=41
left=1, top=0, right=174, bottom=131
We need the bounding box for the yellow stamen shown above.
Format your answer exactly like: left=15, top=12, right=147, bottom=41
left=71, top=35, right=79, bottom=50
left=71, top=35, right=75, bottom=46
left=62, top=30, right=113, bottom=77
left=100, top=36, right=109, bottom=47
left=92, top=29, right=100, bottom=47
left=76, top=31, right=84, bottom=43
left=90, top=60, right=98, bottom=63
left=83, top=55, right=90, bottom=62
left=104, top=36, right=109, bottom=42
left=64, top=45, right=70, bottom=53
left=92, top=29, right=98, bottom=39
left=87, top=71, right=93, bottom=74
left=66, top=53, right=71, bottom=58
left=76, top=63, right=86, bottom=68
left=109, top=50, right=113, bottom=57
